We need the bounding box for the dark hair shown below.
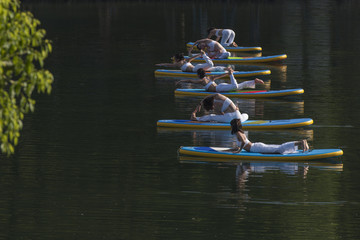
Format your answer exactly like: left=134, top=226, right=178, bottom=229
left=230, top=118, right=244, bottom=135
left=174, top=53, right=184, bottom=61
left=202, top=96, right=214, bottom=111
left=197, top=68, right=206, bottom=79
left=207, top=27, right=215, bottom=35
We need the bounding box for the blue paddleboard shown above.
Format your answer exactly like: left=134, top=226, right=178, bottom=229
left=186, top=42, right=262, bottom=52
left=154, top=69, right=271, bottom=78
left=157, top=118, right=313, bottom=129
left=184, top=54, right=287, bottom=64
left=179, top=146, right=343, bottom=161
left=174, top=88, right=304, bottom=98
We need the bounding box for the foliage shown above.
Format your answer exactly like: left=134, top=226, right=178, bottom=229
left=0, top=0, right=53, bottom=155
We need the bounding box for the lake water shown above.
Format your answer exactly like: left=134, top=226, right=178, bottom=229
left=1, top=0, right=360, bottom=239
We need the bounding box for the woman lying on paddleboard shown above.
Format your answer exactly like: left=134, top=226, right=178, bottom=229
left=156, top=50, right=226, bottom=73
left=229, top=118, right=309, bottom=154
left=191, top=93, right=248, bottom=123
left=176, top=68, right=264, bottom=92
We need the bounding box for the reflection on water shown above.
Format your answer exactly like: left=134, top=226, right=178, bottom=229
left=158, top=128, right=314, bottom=146
left=233, top=98, right=304, bottom=117
left=179, top=156, right=343, bottom=172
left=179, top=156, right=343, bottom=209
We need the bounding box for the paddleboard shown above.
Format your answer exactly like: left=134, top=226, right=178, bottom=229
left=186, top=42, right=262, bottom=52
left=179, top=146, right=343, bottom=161
left=174, top=88, right=304, bottom=98
left=157, top=118, right=313, bottom=130
left=184, top=54, right=287, bottom=64
left=155, top=69, right=271, bottom=78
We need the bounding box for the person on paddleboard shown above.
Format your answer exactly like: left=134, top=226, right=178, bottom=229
left=190, top=93, right=248, bottom=123
left=207, top=27, right=238, bottom=47
left=155, top=50, right=226, bottom=72
left=188, top=39, right=231, bottom=59
left=176, top=67, right=264, bottom=92
left=229, top=118, right=310, bottom=154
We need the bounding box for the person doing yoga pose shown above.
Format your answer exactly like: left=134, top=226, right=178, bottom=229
left=176, top=68, right=264, bottom=92
left=155, top=50, right=226, bottom=72
left=229, top=118, right=310, bottom=154
left=188, top=39, right=231, bottom=59
left=190, top=94, right=248, bottom=123
left=207, top=27, right=238, bottom=47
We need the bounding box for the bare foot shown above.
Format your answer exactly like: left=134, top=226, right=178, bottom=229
left=190, top=113, right=198, bottom=121
left=231, top=42, right=238, bottom=47
left=225, top=67, right=234, bottom=73
left=302, top=139, right=309, bottom=152
left=255, top=78, right=264, bottom=85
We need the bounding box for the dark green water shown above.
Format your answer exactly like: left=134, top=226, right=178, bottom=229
left=1, top=0, right=360, bottom=239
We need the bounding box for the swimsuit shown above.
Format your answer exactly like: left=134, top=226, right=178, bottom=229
left=214, top=97, right=232, bottom=112
left=237, top=138, right=250, bottom=149
left=204, top=81, right=215, bottom=91
left=181, top=62, right=192, bottom=72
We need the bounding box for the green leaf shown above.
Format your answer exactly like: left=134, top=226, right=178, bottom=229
left=0, top=0, right=53, bottom=155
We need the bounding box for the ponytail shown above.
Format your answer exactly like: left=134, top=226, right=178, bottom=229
left=230, top=119, right=244, bottom=135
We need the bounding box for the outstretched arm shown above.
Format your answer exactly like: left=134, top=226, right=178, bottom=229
left=176, top=78, right=203, bottom=87
left=190, top=102, right=202, bottom=121
left=222, top=146, right=242, bottom=153
left=188, top=40, right=203, bottom=55
left=210, top=72, right=231, bottom=81
left=210, top=67, right=233, bottom=80
left=155, top=63, right=177, bottom=67
left=188, top=45, right=195, bottom=56
left=188, top=39, right=209, bottom=55
left=186, top=53, right=202, bottom=63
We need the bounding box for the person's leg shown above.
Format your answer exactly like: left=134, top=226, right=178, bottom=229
left=250, top=142, right=280, bottom=153
left=236, top=80, right=256, bottom=90
left=217, top=51, right=231, bottom=59
left=193, top=53, right=214, bottom=72
left=277, top=142, right=298, bottom=154
left=227, top=30, right=235, bottom=45
left=196, top=113, right=229, bottom=122
left=216, top=83, right=236, bottom=92
left=227, top=110, right=248, bottom=123
left=215, top=72, right=238, bottom=92
left=196, top=111, right=247, bottom=123
left=220, top=30, right=231, bottom=46
left=250, top=141, right=298, bottom=154
left=237, top=78, right=264, bottom=90
left=295, top=140, right=309, bottom=152
left=206, top=66, right=226, bottom=72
